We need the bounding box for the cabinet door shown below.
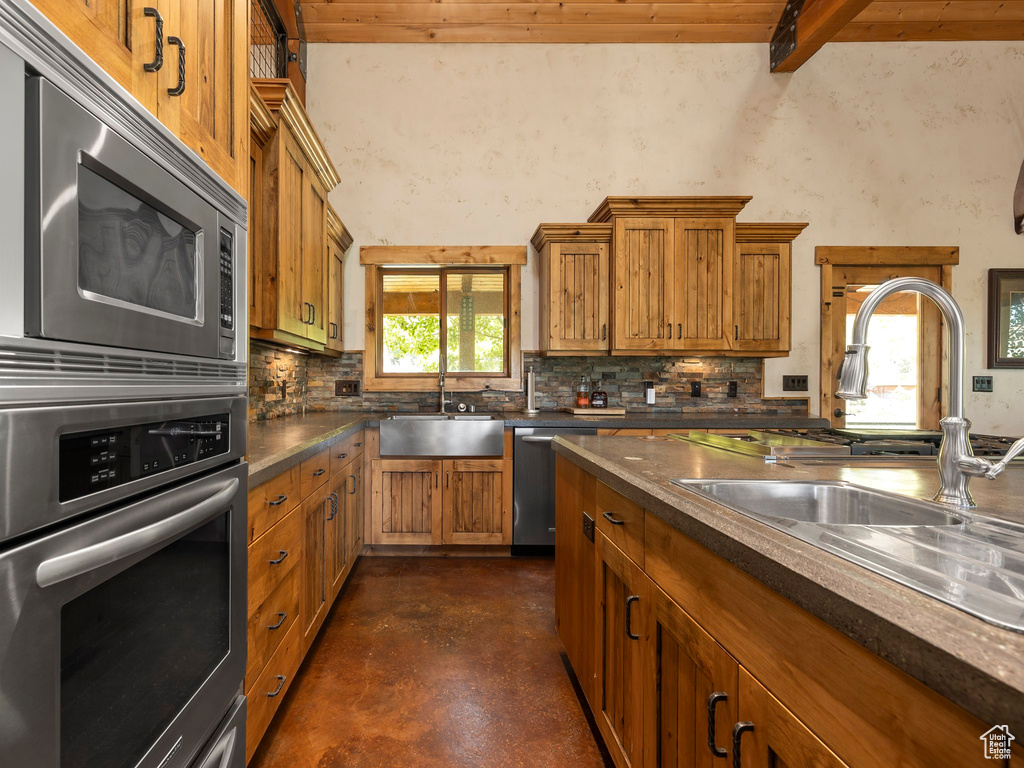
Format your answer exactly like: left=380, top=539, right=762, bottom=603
left=613, top=218, right=674, bottom=351
left=595, top=531, right=648, bottom=768
left=325, top=473, right=347, bottom=602
left=371, top=459, right=442, bottom=545
left=643, top=582, right=739, bottom=768
left=325, top=234, right=345, bottom=352
left=441, top=459, right=512, bottom=545
left=674, top=218, right=734, bottom=351
left=301, top=485, right=330, bottom=648
left=272, top=126, right=311, bottom=338
left=732, top=242, right=791, bottom=353
left=548, top=243, right=610, bottom=352
left=346, top=459, right=364, bottom=561
left=735, top=668, right=850, bottom=768
left=248, top=126, right=265, bottom=329
left=302, top=173, right=328, bottom=344
left=555, top=456, right=598, bottom=705
left=156, top=0, right=246, bottom=192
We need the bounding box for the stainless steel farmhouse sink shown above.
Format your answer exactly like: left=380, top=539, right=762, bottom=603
left=380, top=414, right=505, bottom=456
left=670, top=478, right=1024, bottom=632
left=674, top=480, right=964, bottom=527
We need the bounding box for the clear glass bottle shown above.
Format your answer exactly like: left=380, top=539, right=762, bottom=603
left=575, top=375, right=591, bottom=408
left=590, top=381, right=608, bottom=409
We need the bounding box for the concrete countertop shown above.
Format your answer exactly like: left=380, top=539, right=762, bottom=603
left=247, top=410, right=827, bottom=485
left=551, top=434, right=1024, bottom=736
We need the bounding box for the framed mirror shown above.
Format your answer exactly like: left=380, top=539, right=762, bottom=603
left=988, top=269, right=1024, bottom=368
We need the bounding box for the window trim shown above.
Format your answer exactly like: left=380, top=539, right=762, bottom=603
left=363, top=262, right=522, bottom=392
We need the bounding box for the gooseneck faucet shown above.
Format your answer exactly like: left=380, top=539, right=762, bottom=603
left=438, top=354, right=452, bottom=415
left=837, top=277, right=1024, bottom=509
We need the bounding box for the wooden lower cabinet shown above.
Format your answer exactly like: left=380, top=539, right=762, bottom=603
left=326, top=471, right=349, bottom=604
left=245, top=619, right=302, bottom=762
left=595, top=531, right=648, bottom=768
left=301, top=484, right=331, bottom=648
left=371, top=458, right=512, bottom=546
left=557, top=463, right=996, bottom=768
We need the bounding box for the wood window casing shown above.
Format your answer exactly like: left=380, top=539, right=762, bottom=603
left=362, top=249, right=524, bottom=392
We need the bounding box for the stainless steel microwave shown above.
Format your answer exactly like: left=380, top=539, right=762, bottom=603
left=24, top=76, right=241, bottom=361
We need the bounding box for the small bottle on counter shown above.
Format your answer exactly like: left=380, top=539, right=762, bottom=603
left=576, top=375, right=591, bottom=408
left=590, top=382, right=608, bottom=409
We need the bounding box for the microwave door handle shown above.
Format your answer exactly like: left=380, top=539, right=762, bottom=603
left=35, top=477, right=239, bottom=588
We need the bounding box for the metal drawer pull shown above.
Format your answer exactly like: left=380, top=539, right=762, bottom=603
left=268, top=494, right=287, bottom=506
left=678, top=322, right=682, bottom=338
left=312, top=468, right=326, bottom=477
left=348, top=474, right=357, bottom=495
left=668, top=320, right=672, bottom=339
left=143, top=8, right=164, bottom=72
left=625, top=595, right=640, bottom=640
left=602, top=511, right=625, bottom=526
left=706, top=692, right=728, bottom=758
left=269, top=550, right=288, bottom=565
left=354, top=442, right=362, bottom=447
left=268, top=612, right=287, bottom=630
left=266, top=675, right=286, bottom=698
left=602, top=323, right=607, bottom=340
left=732, top=722, right=754, bottom=768
left=336, top=452, right=348, bottom=460
left=166, top=35, right=185, bottom=96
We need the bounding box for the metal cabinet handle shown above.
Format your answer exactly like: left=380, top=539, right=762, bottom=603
left=668, top=320, right=672, bottom=339
left=336, top=452, right=348, bottom=460
left=268, top=612, right=287, bottom=630
left=348, top=474, right=357, bottom=495
left=329, top=322, right=339, bottom=339
left=312, top=468, right=326, bottom=477
left=678, top=322, right=682, bottom=338
left=143, top=8, right=164, bottom=72
left=435, top=471, right=439, bottom=487
left=446, top=471, right=450, bottom=488
left=266, top=675, right=286, bottom=697
left=732, top=722, right=754, bottom=768
left=354, top=442, right=363, bottom=447
left=268, top=550, right=288, bottom=565
left=166, top=35, right=185, bottom=96
left=310, top=304, right=316, bottom=325
left=327, top=492, right=338, bottom=520
left=602, top=323, right=607, bottom=340
left=707, top=692, right=728, bottom=758
left=625, top=595, right=640, bottom=640
left=602, top=510, right=625, bottom=526
left=734, top=324, right=739, bottom=341
left=268, top=494, right=287, bottom=506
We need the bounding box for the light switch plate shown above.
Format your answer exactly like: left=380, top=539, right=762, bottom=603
left=972, top=376, right=993, bottom=393
left=783, top=375, right=809, bottom=392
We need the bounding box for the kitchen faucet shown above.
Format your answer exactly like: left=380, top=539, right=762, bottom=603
left=837, top=277, right=1024, bottom=508
left=438, top=354, right=452, bottom=415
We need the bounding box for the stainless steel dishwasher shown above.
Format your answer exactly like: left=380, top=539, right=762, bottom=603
left=513, top=426, right=598, bottom=549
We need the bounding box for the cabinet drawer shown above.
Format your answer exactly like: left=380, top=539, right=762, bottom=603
left=299, top=447, right=331, bottom=499
left=245, top=566, right=300, bottom=691
left=330, top=430, right=365, bottom=476
left=248, top=509, right=302, bottom=615
left=596, top=482, right=645, bottom=567
left=245, top=619, right=302, bottom=762
left=247, top=465, right=301, bottom=545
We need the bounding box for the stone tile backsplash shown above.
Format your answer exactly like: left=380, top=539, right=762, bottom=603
left=249, top=341, right=808, bottom=421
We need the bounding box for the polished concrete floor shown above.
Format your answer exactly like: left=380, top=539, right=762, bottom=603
left=250, top=557, right=609, bottom=768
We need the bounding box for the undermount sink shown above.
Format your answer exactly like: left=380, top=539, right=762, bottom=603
left=380, top=413, right=505, bottom=456
left=673, top=480, right=964, bottom=527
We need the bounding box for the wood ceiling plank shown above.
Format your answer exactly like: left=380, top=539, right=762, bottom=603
left=304, top=21, right=775, bottom=42
left=854, top=1, right=1024, bottom=24
left=836, top=20, right=1024, bottom=40
left=770, top=0, right=874, bottom=72
left=301, top=2, right=782, bottom=25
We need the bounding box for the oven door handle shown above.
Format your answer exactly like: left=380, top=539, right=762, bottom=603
left=35, top=477, right=239, bottom=588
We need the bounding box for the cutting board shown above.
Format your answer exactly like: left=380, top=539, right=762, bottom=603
left=562, top=407, right=627, bottom=416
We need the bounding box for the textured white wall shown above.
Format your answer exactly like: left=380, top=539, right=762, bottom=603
left=306, top=42, right=1024, bottom=434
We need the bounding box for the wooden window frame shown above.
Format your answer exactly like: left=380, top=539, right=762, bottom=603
left=361, top=247, right=524, bottom=392
left=817, top=246, right=959, bottom=430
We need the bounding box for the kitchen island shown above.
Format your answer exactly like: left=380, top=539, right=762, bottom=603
left=552, top=434, right=1024, bottom=768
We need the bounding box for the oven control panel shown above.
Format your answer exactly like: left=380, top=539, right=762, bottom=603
left=59, top=413, right=231, bottom=501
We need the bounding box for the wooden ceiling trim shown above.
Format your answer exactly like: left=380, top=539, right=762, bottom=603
left=854, top=1, right=1024, bottom=24
left=836, top=21, right=1024, bottom=41
left=360, top=245, right=528, bottom=264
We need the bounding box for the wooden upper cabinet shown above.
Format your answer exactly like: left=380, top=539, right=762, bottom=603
left=675, top=217, right=734, bottom=351
left=731, top=223, right=807, bottom=355
left=441, top=459, right=512, bottom=545
left=157, top=0, right=247, bottom=192
left=302, top=172, right=328, bottom=345
left=269, top=123, right=311, bottom=339
left=613, top=217, right=675, bottom=352
left=34, top=0, right=247, bottom=193
left=325, top=207, right=353, bottom=354
left=533, top=225, right=613, bottom=355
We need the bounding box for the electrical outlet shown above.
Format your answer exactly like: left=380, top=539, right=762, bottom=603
left=783, top=375, right=809, bottom=392
left=335, top=379, right=361, bottom=397
left=727, top=381, right=738, bottom=398
left=972, top=376, right=993, bottom=393
left=582, top=512, right=595, bottom=542
left=690, top=380, right=702, bottom=398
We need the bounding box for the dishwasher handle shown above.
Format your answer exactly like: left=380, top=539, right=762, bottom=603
left=521, top=436, right=555, bottom=443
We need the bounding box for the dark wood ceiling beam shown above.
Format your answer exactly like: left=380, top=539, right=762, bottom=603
left=769, top=0, right=873, bottom=72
